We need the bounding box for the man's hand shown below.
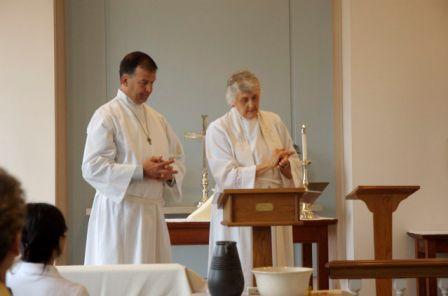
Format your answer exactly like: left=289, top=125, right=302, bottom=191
left=142, top=156, right=178, bottom=181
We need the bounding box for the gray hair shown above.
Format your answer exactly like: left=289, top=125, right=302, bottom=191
left=225, top=70, right=260, bottom=105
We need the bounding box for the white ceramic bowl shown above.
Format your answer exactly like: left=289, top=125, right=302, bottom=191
left=252, top=266, right=313, bottom=296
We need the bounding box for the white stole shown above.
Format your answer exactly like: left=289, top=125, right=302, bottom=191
left=258, top=111, right=303, bottom=188
left=224, top=108, right=302, bottom=267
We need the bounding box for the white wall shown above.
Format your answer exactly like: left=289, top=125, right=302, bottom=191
left=0, top=0, right=55, bottom=204
left=342, top=1, right=448, bottom=295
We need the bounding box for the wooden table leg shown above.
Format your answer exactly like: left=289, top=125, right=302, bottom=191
left=252, top=226, right=272, bottom=287
left=317, top=226, right=330, bottom=290
left=295, top=224, right=332, bottom=291
left=415, top=238, right=426, bottom=296
left=424, top=239, right=437, bottom=296
left=253, top=226, right=272, bottom=268
left=302, top=243, right=313, bottom=288
left=302, top=243, right=313, bottom=267
left=373, top=210, right=393, bottom=296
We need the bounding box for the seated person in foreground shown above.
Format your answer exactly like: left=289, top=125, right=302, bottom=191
left=7, top=203, right=88, bottom=296
left=205, top=70, right=301, bottom=288
left=0, top=168, right=26, bottom=296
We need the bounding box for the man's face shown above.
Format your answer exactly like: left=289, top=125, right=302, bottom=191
left=233, top=88, right=260, bottom=119
left=121, top=66, right=156, bottom=105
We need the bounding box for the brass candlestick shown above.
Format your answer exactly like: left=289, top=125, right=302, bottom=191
left=301, top=160, right=314, bottom=220
left=302, top=159, right=311, bottom=191
left=185, top=115, right=209, bottom=207
left=300, top=124, right=314, bottom=220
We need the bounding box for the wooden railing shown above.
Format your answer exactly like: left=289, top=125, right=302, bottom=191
left=327, top=259, right=448, bottom=295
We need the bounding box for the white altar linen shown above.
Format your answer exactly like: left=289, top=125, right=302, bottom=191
left=57, top=263, right=206, bottom=296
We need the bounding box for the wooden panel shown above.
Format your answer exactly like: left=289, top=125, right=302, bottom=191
left=218, top=188, right=306, bottom=208
left=223, top=196, right=232, bottom=225
left=328, top=259, right=448, bottom=279
left=233, top=195, right=298, bottom=224
left=293, top=225, right=327, bottom=242
left=219, top=188, right=318, bottom=226
left=437, top=240, right=448, bottom=252
left=346, top=186, right=420, bottom=199
left=167, top=222, right=209, bottom=245
left=253, top=226, right=272, bottom=268
left=407, top=232, right=448, bottom=240
left=167, top=220, right=337, bottom=245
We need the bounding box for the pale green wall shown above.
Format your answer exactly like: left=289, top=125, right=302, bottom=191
left=66, top=0, right=107, bottom=265
left=291, top=0, right=335, bottom=215
left=66, top=0, right=334, bottom=266
left=104, top=0, right=292, bottom=205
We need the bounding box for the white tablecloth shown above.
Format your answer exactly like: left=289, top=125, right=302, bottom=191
left=57, top=263, right=206, bottom=296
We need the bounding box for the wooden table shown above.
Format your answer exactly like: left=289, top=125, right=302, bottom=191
left=407, top=231, right=448, bottom=296
left=167, top=218, right=337, bottom=290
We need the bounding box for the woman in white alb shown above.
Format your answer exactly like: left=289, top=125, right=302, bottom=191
left=7, top=203, right=88, bottom=296
left=206, top=70, right=302, bottom=288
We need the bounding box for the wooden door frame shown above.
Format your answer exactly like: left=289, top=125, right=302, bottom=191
left=54, top=0, right=68, bottom=264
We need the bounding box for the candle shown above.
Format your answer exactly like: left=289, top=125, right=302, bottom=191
left=301, top=124, right=308, bottom=161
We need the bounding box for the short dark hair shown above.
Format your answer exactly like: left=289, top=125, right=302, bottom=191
left=21, top=203, right=67, bottom=264
left=119, top=51, right=158, bottom=78
left=0, top=168, right=26, bottom=263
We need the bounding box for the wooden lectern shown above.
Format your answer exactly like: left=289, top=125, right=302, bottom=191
left=218, top=188, right=322, bottom=268
left=346, top=186, right=420, bottom=296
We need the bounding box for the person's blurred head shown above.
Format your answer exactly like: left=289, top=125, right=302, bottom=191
left=0, top=168, right=26, bottom=281
left=119, top=51, right=158, bottom=105
left=21, top=203, right=67, bottom=264
left=225, top=70, right=261, bottom=119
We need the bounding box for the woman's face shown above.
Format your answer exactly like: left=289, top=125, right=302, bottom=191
left=233, top=88, right=260, bottom=119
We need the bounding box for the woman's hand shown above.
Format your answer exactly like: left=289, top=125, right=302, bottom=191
left=277, top=154, right=293, bottom=179
left=256, top=149, right=294, bottom=176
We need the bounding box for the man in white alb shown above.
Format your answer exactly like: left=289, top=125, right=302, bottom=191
left=82, top=51, right=185, bottom=264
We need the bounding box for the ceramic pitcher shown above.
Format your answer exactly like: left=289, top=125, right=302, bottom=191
left=208, top=241, right=244, bottom=296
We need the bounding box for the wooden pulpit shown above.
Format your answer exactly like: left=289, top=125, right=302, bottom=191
left=346, top=186, right=420, bottom=296
left=218, top=188, right=322, bottom=268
